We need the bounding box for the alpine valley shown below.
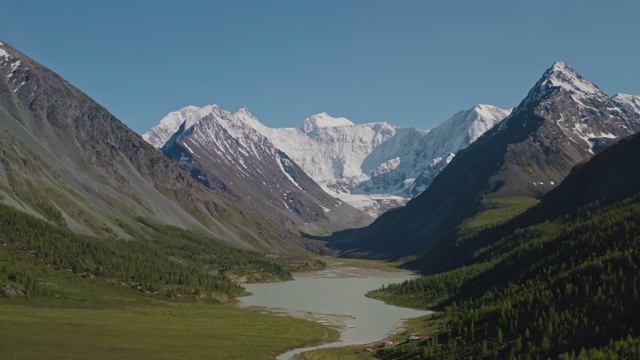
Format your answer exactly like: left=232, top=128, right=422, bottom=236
left=3, top=35, right=640, bottom=360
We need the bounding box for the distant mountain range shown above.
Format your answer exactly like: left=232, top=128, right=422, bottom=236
left=4, top=37, right=640, bottom=265
left=157, top=105, right=373, bottom=237
left=332, top=60, right=640, bottom=256
left=145, top=103, right=510, bottom=217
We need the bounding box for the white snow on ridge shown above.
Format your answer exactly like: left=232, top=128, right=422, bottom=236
left=300, top=112, right=354, bottom=130
left=546, top=60, right=602, bottom=97
left=236, top=104, right=509, bottom=211
left=0, top=48, right=7, bottom=58
left=10, top=60, right=20, bottom=73
left=613, top=93, right=640, bottom=115
left=147, top=104, right=511, bottom=217
left=276, top=154, right=303, bottom=190
left=143, top=105, right=200, bottom=148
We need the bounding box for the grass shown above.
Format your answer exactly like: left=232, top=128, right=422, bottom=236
left=460, top=196, right=539, bottom=233
left=0, top=245, right=338, bottom=359
left=322, top=257, right=406, bottom=273
left=0, top=299, right=336, bottom=360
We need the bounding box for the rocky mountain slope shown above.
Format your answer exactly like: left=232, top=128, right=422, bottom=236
left=146, top=104, right=510, bottom=217
left=337, top=60, right=640, bottom=256
left=159, top=105, right=373, bottom=236
left=0, top=40, right=317, bottom=253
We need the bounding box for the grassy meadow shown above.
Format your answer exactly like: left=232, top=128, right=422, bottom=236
left=0, top=299, right=336, bottom=360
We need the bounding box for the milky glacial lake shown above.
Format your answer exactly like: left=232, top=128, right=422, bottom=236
left=238, top=266, right=431, bottom=359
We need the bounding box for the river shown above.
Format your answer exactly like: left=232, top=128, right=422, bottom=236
left=238, top=265, right=431, bottom=359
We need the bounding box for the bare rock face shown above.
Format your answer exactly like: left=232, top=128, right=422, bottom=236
left=1, top=283, right=27, bottom=298
left=0, top=40, right=325, bottom=253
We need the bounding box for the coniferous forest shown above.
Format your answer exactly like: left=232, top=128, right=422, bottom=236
left=370, top=192, right=640, bottom=359
left=0, top=203, right=292, bottom=301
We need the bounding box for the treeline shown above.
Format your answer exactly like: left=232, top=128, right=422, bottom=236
left=373, top=194, right=640, bottom=359
left=0, top=203, right=291, bottom=301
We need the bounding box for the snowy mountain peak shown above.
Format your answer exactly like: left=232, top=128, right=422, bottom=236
left=507, top=60, right=606, bottom=122
left=541, top=60, right=603, bottom=97
left=472, top=104, right=513, bottom=124
left=235, top=106, right=254, bottom=117
left=142, top=105, right=201, bottom=148
left=299, top=112, right=355, bottom=132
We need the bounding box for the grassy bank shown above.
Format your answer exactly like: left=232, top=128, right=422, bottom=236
left=0, top=298, right=336, bottom=359
left=299, top=314, right=436, bottom=360
left=0, top=201, right=340, bottom=359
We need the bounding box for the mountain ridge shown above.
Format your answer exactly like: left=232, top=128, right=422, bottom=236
left=0, top=40, right=319, bottom=253
left=145, top=103, right=510, bottom=216
left=335, top=60, right=640, bottom=256
left=159, top=104, right=374, bottom=237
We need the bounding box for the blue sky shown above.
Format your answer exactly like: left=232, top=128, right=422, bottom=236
left=2, top=1, right=639, bottom=134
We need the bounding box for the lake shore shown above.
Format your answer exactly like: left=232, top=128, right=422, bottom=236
left=238, top=260, right=430, bottom=360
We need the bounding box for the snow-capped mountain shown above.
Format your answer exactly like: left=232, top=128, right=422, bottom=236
left=341, top=60, right=640, bottom=256
left=238, top=106, right=510, bottom=216
left=145, top=104, right=510, bottom=217
left=142, top=106, right=200, bottom=148
left=159, top=105, right=373, bottom=236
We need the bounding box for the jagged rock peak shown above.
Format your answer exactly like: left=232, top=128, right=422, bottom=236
left=541, top=60, right=603, bottom=96
left=535, top=60, right=597, bottom=97
left=509, top=60, right=605, bottom=118
left=299, top=112, right=355, bottom=132
left=183, top=104, right=236, bottom=130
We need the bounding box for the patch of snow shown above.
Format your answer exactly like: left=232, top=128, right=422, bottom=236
left=613, top=93, right=640, bottom=115
left=0, top=48, right=7, bottom=58
left=320, top=190, right=408, bottom=218
left=10, top=60, right=20, bottom=70
left=276, top=154, right=303, bottom=190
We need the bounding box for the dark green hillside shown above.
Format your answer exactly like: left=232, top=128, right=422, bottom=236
left=0, top=202, right=291, bottom=301
left=371, top=192, right=640, bottom=359
left=368, top=133, right=640, bottom=359
left=413, top=131, right=640, bottom=275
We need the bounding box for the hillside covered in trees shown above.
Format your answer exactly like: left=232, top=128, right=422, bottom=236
left=369, top=132, right=640, bottom=359
left=0, top=203, right=293, bottom=302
